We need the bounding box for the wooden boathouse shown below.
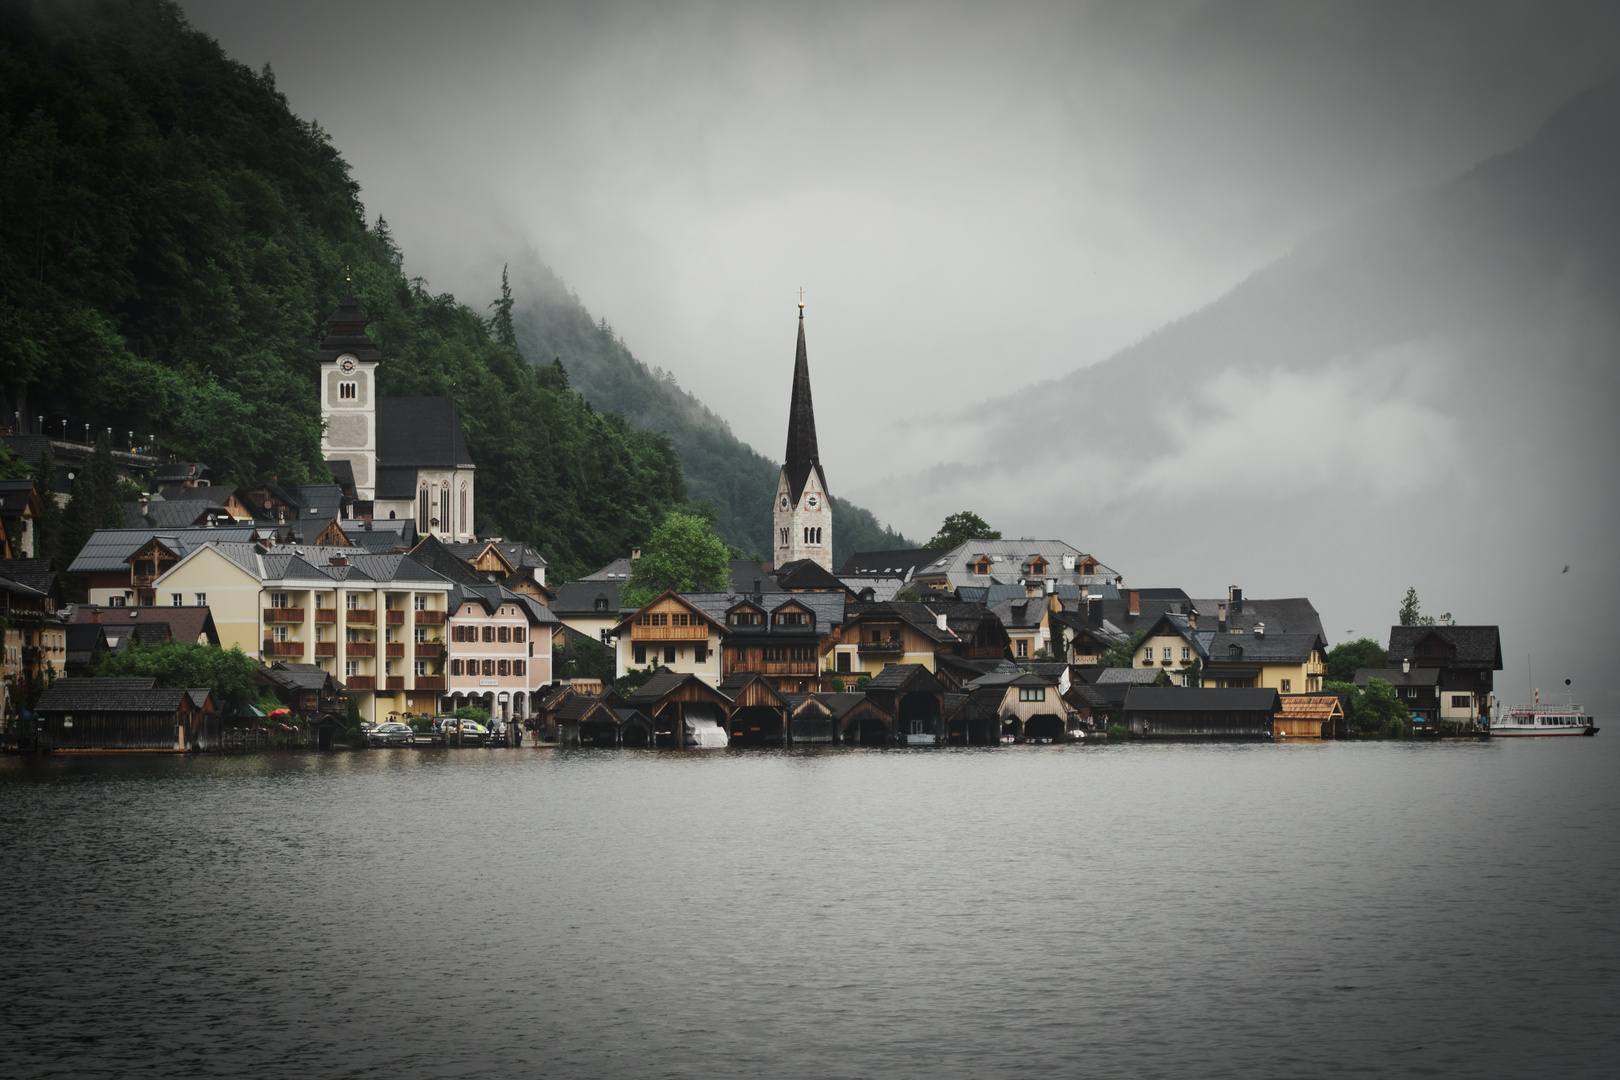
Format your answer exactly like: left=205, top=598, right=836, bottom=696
left=622, top=672, right=733, bottom=748
left=33, top=678, right=220, bottom=752
left=1121, top=686, right=1280, bottom=740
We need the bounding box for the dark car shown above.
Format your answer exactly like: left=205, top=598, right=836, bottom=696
left=367, top=721, right=417, bottom=747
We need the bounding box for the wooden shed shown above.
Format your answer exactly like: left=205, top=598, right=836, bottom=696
left=622, top=672, right=733, bottom=748
left=862, top=664, right=946, bottom=746
left=1275, top=695, right=1345, bottom=739
left=33, top=677, right=220, bottom=752
left=719, top=673, right=791, bottom=746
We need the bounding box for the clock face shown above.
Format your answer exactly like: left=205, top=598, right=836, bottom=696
left=780, top=496, right=789, bottom=510
left=806, top=495, right=819, bottom=509
left=338, top=356, right=357, bottom=375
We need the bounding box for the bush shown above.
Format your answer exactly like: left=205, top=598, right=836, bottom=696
left=830, top=676, right=846, bottom=692
left=1106, top=723, right=1131, bottom=741
left=450, top=705, right=490, bottom=724
left=95, top=639, right=261, bottom=713
left=855, top=675, right=872, bottom=690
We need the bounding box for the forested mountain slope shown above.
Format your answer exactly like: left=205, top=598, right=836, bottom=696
left=0, top=0, right=685, bottom=579
left=509, top=256, right=910, bottom=566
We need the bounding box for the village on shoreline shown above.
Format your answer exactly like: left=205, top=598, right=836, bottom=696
left=2, top=296, right=1507, bottom=753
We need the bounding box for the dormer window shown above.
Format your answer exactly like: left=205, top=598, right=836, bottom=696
left=594, top=597, right=609, bottom=612
left=1029, top=558, right=1047, bottom=576
left=339, top=382, right=357, bottom=400
left=1080, top=559, right=1096, bottom=575
left=971, top=558, right=992, bottom=576
left=776, top=611, right=809, bottom=628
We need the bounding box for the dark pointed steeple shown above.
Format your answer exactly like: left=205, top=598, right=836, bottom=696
left=317, top=278, right=383, bottom=363
left=782, top=303, right=826, bottom=504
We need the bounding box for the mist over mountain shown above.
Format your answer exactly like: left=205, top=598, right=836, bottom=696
left=846, top=74, right=1620, bottom=710
left=505, top=254, right=910, bottom=565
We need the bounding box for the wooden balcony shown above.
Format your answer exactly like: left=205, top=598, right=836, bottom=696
left=386, top=610, right=406, bottom=625
left=314, top=642, right=336, bottom=657
left=858, top=638, right=905, bottom=654
left=345, top=676, right=375, bottom=690
left=386, top=676, right=404, bottom=690
left=344, top=642, right=375, bottom=657
left=414, top=643, right=443, bottom=659
left=631, top=625, right=711, bottom=641
left=262, top=640, right=305, bottom=657
left=1305, top=660, right=1326, bottom=675
left=759, top=660, right=820, bottom=676
left=962, top=646, right=1005, bottom=660
left=413, top=609, right=445, bottom=625
left=385, top=643, right=405, bottom=658
left=345, top=609, right=375, bottom=624
left=314, top=609, right=337, bottom=623
left=414, top=676, right=445, bottom=690
left=264, top=608, right=304, bottom=623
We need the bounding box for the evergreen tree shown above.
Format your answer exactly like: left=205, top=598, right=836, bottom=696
left=490, top=264, right=517, bottom=348
left=59, top=437, right=124, bottom=571
left=30, top=449, right=63, bottom=568
left=1397, top=587, right=1435, bottom=627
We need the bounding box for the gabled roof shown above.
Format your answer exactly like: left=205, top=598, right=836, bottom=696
left=774, top=559, right=849, bottom=593
left=376, top=398, right=473, bottom=469
left=445, top=583, right=558, bottom=626
left=1094, top=667, right=1163, bottom=685
left=863, top=663, right=943, bottom=694
left=915, top=540, right=1121, bottom=588
left=445, top=540, right=546, bottom=570
left=784, top=692, right=881, bottom=720
left=340, top=518, right=415, bottom=552
left=622, top=672, right=733, bottom=707
left=609, top=591, right=730, bottom=636
left=1386, top=625, right=1503, bottom=669
left=0, top=477, right=42, bottom=518
left=67, top=527, right=262, bottom=573
left=65, top=622, right=108, bottom=662
left=72, top=604, right=220, bottom=645
left=1278, top=696, right=1344, bottom=720
left=409, top=535, right=484, bottom=585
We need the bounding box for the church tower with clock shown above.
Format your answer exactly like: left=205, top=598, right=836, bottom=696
left=318, top=287, right=382, bottom=502
left=772, top=300, right=832, bottom=571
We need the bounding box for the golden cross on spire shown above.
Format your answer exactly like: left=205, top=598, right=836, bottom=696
left=797, top=286, right=805, bottom=310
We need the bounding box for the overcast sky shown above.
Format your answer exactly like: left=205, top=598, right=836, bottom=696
left=184, top=1, right=1620, bottom=703
left=186, top=0, right=1618, bottom=471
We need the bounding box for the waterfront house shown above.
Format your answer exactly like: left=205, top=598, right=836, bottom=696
left=909, top=540, right=1122, bottom=593
left=1354, top=664, right=1441, bottom=721
left=147, top=541, right=453, bottom=722
left=965, top=670, right=1079, bottom=742
left=1121, top=686, right=1280, bottom=739
left=444, top=583, right=555, bottom=722
left=256, top=662, right=347, bottom=719
left=716, top=591, right=845, bottom=693
left=1201, top=629, right=1328, bottom=694
left=610, top=592, right=726, bottom=686
left=826, top=601, right=1010, bottom=680
left=1384, top=625, right=1502, bottom=728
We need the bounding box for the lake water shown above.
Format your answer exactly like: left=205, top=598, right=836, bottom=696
left=2, top=738, right=1616, bottom=1079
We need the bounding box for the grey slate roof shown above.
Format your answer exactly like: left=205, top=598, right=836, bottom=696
left=0, top=477, right=39, bottom=516
left=1354, top=667, right=1441, bottom=688
left=1386, top=626, right=1503, bottom=669
left=35, top=679, right=189, bottom=713
left=340, top=519, right=415, bottom=551
left=551, top=580, right=622, bottom=616
left=774, top=559, right=849, bottom=592
left=122, top=499, right=229, bottom=529
left=376, top=398, right=472, bottom=468
left=0, top=559, right=56, bottom=596
left=67, top=527, right=263, bottom=573
left=1123, top=687, right=1281, bottom=713
left=1094, top=667, right=1163, bottom=685
left=1201, top=631, right=1324, bottom=664
left=623, top=672, right=731, bottom=706
left=445, top=540, right=547, bottom=570
left=839, top=547, right=949, bottom=578
left=446, top=583, right=558, bottom=626
left=915, top=540, right=1122, bottom=589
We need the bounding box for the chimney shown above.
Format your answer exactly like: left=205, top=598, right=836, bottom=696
left=936, top=611, right=948, bottom=631
left=1254, top=621, right=1265, bottom=637
left=1403, top=658, right=1410, bottom=674
left=329, top=555, right=348, bottom=567
left=1217, top=602, right=1227, bottom=632
left=1228, top=586, right=1243, bottom=614
left=139, top=498, right=149, bottom=517
left=631, top=547, right=642, bottom=560
left=1128, top=589, right=1140, bottom=617
left=1046, top=577, right=1056, bottom=596
left=1188, top=607, right=1198, bottom=630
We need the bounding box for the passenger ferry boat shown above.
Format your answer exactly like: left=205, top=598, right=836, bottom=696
left=1491, top=702, right=1598, bottom=737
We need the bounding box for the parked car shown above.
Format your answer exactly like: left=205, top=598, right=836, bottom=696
left=367, top=721, right=416, bottom=747
left=441, top=719, right=490, bottom=746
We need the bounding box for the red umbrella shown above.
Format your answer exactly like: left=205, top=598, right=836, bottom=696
left=268, top=707, right=291, bottom=718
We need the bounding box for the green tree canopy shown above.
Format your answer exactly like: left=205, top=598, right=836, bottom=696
left=94, top=639, right=261, bottom=713
left=1327, top=637, right=1388, bottom=683
left=1098, top=628, right=1147, bottom=669
left=927, top=510, right=1001, bottom=549
left=622, top=511, right=731, bottom=608
left=1351, top=677, right=1409, bottom=737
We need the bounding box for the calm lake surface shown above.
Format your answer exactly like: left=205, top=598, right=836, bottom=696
left=2, top=738, right=1616, bottom=1079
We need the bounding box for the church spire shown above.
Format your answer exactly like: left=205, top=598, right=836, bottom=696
left=783, top=301, right=821, bottom=493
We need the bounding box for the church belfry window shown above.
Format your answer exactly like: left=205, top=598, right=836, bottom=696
left=339, top=382, right=357, bottom=400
